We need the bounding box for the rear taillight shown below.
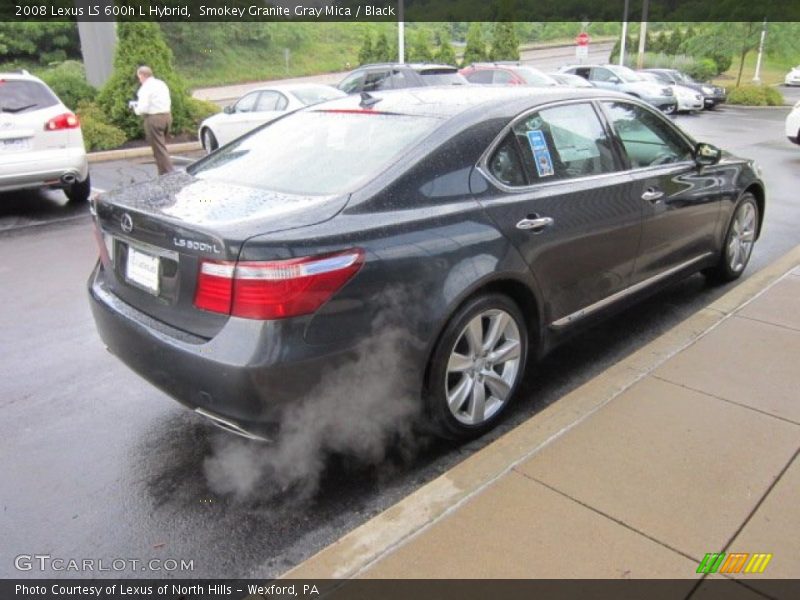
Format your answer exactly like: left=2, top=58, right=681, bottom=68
left=194, top=249, right=364, bottom=320
left=44, top=112, right=80, bottom=131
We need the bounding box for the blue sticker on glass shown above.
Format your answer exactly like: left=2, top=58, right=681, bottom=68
left=526, top=130, right=555, bottom=177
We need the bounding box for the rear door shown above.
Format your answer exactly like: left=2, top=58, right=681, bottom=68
left=474, top=101, right=643, bottom=328
left=600, top=100, right=721, bottom=282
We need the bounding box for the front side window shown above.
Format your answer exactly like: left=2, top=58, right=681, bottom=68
left=362, top=71, right=393, bottom=92
left=338, top=72, right=365, bottom=94
left=590, top=67, right=617, bottom=83
left=234, top=92, right=259, bottom=113
left=603, top=102, right=693, bottom=168
left=487, top=102, right=618, bottom=186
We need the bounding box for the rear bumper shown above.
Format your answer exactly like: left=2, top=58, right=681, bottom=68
left=0, top=147, right=88, bottom=192
left=87, top=261, right=359, bottom=430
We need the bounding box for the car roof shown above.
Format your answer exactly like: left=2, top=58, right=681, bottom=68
left=308, top=85, right=621, bottom=120
left=356, top=63, right=458, bottom=71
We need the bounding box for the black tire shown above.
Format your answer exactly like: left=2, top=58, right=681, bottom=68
left=425, top=293, right=529, bottom=440
left=201, top=128, right=218, bottom=153
left=65, top=174, right=91, bottom=203
left=704, top=192, right=759, bottom=284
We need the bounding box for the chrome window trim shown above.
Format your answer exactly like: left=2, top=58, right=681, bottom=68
left=476, top=95, right=699, bottom=194
left=549, top=252, right=713, bottom=329
left=477, top=97, right=625, bottom=194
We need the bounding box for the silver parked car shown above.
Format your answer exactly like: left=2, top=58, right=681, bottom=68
left=198, top=83, right=346, bottom=152
left=560, top=64, right=678, bottom=114
left=0, top=71, right=90, bottom=202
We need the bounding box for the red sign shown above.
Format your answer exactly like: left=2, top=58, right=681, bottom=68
left=576, top=32, right=590, bottom=46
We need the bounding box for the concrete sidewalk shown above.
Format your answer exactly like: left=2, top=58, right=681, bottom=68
left=285, top=245, right=800, bottom=592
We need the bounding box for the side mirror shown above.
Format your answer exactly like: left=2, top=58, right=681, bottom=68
left=609, top=76, right=622, bottom=84
left=695, top=142, right=722, bottom=166
left=223, top=105, right=234, bottom=115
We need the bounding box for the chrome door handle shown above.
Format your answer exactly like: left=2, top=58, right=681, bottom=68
left=641, top=188, right=665, bottom=203
left=516, top=216, right=554, bottom=232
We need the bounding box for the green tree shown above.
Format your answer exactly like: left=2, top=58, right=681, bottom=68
left=435, top=28, right=457, bottom=66
left=489, top=22, right=520, bottom=61
left=666, top=29, right=684, bottom=55
left=0, top=22, right=80, bottom=64
left=97, top=22, right=191, bottom=139
left=461, top=23, right=487, bottom=66
left=407, top=29, right=434, bottom=63
left=373, top=31, right=391, bottom=63
left=357, top=31, right=374, bottom=65
left=684, top=22, right=800, bottom=86
left=653, top=31, right=669, bottom=54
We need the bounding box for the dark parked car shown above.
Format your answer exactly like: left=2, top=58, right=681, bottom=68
left=642, top=68, right=727, bottom=109
left=89, top=87, right=765, bottom=441
left=460, top=63, right=560, bottom=87
left=337, top=63, right=467, bottom=94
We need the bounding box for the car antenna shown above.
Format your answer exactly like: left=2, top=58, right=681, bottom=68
left=359, top=92, right=382, bottom=109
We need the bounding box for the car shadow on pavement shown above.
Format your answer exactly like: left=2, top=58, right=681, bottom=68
left=0, top=188, right=88, bottom=232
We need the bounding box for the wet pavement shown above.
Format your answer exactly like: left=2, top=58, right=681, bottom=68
left=1, top=104, right=799, bottom=579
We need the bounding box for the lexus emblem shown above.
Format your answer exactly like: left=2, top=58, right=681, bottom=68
left=120, top=213, right=133, bottom=234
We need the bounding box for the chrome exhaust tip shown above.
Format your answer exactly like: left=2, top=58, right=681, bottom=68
left=60, top=172, right=78, bottom=185
left=195, top=408, right=273, bottom=443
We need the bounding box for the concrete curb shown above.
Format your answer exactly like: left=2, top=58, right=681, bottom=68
left=282, top=243, right=800, bottom=580
left=87, top=141, right=202, bottom=164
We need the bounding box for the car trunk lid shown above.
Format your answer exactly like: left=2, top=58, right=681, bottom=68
left=93, top=171, right=348, bottom=339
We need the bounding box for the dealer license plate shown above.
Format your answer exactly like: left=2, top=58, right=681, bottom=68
left=0, top=138, right=31, bottom=152
left=126, top=246, right=160, bottom=294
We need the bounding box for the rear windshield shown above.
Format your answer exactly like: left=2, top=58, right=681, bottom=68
left=291, top=87, right=344, bottom=106
left=188, top=110, right=441, bottom=195
left=0, top=80, right=59, bottom=113
left=419, top=71, right=467, bottom=86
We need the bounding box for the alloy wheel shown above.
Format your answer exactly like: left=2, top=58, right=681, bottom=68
left=445, top=309, right=522, bottom=426
left=727, top=201, right=756, bottom=273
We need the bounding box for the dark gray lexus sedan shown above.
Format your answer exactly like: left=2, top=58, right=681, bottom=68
left=88, top=87, right=764, bottom=440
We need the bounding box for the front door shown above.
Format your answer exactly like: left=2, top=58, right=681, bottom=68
left=600, top=100, right=722, bottom=282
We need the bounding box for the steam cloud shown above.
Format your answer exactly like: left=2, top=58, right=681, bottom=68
left=203, top=288, right=429, bottom=501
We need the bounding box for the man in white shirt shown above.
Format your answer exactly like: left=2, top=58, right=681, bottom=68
left=130, top=66, right=174, bottom=175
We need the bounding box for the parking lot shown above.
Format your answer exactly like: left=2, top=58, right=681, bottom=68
left=1, top=98, right=799, bottom=579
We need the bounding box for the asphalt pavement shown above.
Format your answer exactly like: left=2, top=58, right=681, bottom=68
left=1, top=103, right=799, bottom=579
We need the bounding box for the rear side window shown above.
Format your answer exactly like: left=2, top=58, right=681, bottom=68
left=0, top=80, right=59, bottom=113
left=419, top=70, right=466, bottom=85
left=488, top=103, right=618, bottom=186
left=188, top=110, right=441, bottom=195
left=464, top=70, right=493, bottom=84
left=603, top=101, right=693, bottom=168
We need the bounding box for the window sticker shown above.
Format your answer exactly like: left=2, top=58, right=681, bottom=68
left=526, top=130, right=555, bottom=177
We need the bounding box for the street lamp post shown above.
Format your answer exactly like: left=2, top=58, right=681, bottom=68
left=398, top=0, right=405, bottom=63
left=753, top=19, right=767, bottom=83
left=619, top=0, right=629, bottom=66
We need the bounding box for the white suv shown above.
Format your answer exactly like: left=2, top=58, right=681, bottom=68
left=0, top=71, right=90, bottom=202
